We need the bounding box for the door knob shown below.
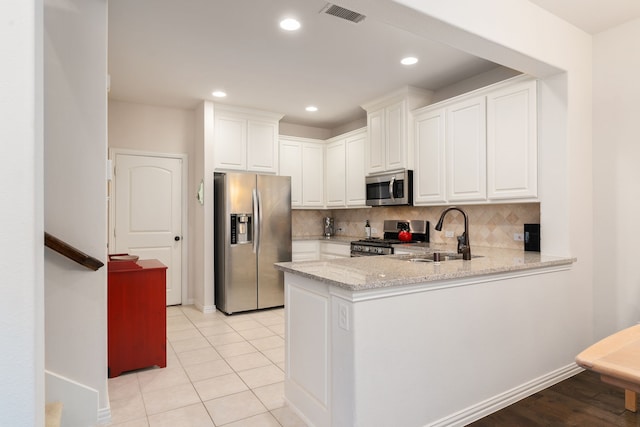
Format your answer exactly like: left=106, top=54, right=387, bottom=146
left=174, top=236, right=181, bottom=241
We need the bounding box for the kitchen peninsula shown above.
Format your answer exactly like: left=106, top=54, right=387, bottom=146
left=275, top=248, right=576, bottom=427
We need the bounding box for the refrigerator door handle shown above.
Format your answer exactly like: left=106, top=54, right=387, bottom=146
left=256, top=189, right=263, bottom=254
left=252, top=188, right=260, bottom=254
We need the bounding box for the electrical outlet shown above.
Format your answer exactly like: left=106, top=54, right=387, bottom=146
left=514, top=233, right=525, bottom=241
left=338, top=303, right=349, bottom=331
left=371, top=227, right=378, bottom=235
left=445, top=230, right=454, bottom=238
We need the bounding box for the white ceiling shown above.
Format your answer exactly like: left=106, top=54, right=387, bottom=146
left=108, top=0, right=640, bottom=130
left=528, top=0, right=640, bottom=34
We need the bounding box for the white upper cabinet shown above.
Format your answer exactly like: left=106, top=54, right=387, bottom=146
left=366, top=109, right=385, bottom=174
left=362, top=87, right=432, bottom=175
left=446, top=96, right=487, bottom=202
left=412, top=75, right=538, bottom=205
left=214, top=105, right=282, bottom=173
left=413, top=108, right=446, bottom=204
left=325, top=139, right=346, bottom=207
left=486, top=79, right=537, bottom=200
left=279, top=136, right=324, bottom=208
left=279, top=139, right=302, bottom=206
left=325, top=128, right=367, bottom=208
left=301, top=142, right=324, bottom=207
left=384, top=100, right=407, bottom=172
left=345, top=130, right=367, bottom=206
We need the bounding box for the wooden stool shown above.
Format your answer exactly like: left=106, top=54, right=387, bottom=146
left=576, top=324, right=640, bottom=412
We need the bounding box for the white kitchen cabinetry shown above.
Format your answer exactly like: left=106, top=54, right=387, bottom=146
left=279, top=136, right=324, bottom=208
left=319, top=242, right=350, bottom=259
left=214, top=105, right=282, bottom=173
left=413, top=108, right=447, bottom=204
left=486, top=79, right=537, bottom=200
left=362, top=87, right=432, bottom=175
left=446, top=96, right=487, bottom=202
left=412, top=75, right=537, bottom=205
left=325, top=139, right=346, bottom=207
left=279, top=139, right=302, bottom=206
left=292, top=240, right=319, bottom=262
left=325, top=128, right=367, bottom=208
left=345, top=130, right=367, bottom=206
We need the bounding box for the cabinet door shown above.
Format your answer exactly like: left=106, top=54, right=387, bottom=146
left=214, top=115, right=247, bottom=170
left=345, top=131, right=366, bottom=206
left=247, top=120, right=278, bottom=173
left=302, top=143, right=324, bottom=207
left=279, top=139, right=302, bottom=207
left=385, top=100, right=407, bottom=171
left=446, top=96, right=486, bottom=201
left=414, top=108, right=446, bottom=204
left=487, top=80, right=537, bottom=200
left=292, top=240, right=319, bottom=261
left=325, top=140, right=346, bottom=207
left=366, top=109, right=385, bottom=174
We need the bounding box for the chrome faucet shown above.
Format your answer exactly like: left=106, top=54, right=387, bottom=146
left=434, top=207, right=471, bottom=260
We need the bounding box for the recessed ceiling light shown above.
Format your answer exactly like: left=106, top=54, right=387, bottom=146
left=305, top=106, right=318, bottom=112
left=401, top=57, right=418, bottom=65
left=212, top=90, right=227, bottom=98
left=280, top=18, right=301, bottom=31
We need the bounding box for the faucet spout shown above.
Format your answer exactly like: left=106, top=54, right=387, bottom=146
left=435, top=207, right=471, bottom=260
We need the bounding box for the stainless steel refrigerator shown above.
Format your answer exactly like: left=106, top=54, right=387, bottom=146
left=214, top=172, right=291, bottom=314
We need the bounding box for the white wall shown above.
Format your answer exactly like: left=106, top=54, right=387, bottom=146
left=108, top=100, right=196, bottom=303
left=593, top=18, right=640, bottom=339
left=44, top=0, right=109, bottom=421
left=108, top=100, right=195, bottom=154
left=0, top=1, right=44, bottom=425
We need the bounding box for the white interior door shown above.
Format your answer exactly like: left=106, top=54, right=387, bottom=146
left=113, top=153, right=183, bottom=305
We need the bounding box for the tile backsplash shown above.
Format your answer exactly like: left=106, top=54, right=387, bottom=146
left=292, top=203, right=540, bottom=250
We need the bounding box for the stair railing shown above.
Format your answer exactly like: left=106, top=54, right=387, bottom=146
left=44, top=232, right=104, bottom=271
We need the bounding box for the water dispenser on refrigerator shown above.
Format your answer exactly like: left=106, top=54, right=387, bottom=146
left=230, top=214, right=252, bottom=244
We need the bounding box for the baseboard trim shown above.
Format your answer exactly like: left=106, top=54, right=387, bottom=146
left=194, top=302, right=216, bottom=313
left=97, top=406, right=111, bottom=425
left=428, top=363, right=584, bottom=427
left=45, top=370, right=99, bottom=427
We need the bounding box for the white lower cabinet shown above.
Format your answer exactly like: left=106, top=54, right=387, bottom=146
left=319, top=242, right=350, bottom=259
left=293, top=240, right=351, bottom=261
left=292, top=241, right=319, bottom=262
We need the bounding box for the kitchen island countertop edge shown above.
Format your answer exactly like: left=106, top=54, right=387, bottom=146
left=275, top=246, right=576, bottom=291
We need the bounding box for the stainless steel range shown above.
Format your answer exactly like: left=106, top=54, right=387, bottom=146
left=350, top=220, right=429, bottom=257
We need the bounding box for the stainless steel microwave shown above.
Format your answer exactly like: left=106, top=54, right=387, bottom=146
left=365, top=170, right=413, bottom=206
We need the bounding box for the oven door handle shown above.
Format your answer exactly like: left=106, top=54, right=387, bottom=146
left=389, top=176, right=395, bottom=201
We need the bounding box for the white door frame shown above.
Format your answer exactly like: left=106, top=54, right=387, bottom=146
left=108, top=148, right=189, bottom=305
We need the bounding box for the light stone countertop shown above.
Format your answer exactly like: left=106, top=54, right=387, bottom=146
left=293, top=235, right=359, bottom=244
left=275, top=244, right=576, bottom=291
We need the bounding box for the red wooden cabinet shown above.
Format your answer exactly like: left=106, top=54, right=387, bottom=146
left=108, top=258, right=167, bottom=378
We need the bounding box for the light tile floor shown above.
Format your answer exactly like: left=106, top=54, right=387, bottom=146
left=105, top=305, right=307, bottom=427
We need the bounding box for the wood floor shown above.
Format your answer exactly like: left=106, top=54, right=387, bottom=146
left=469, top=370, right=640, bottom=426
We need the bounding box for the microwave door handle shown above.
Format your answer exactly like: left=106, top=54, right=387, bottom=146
left=389, top=176, right=396, bottom=200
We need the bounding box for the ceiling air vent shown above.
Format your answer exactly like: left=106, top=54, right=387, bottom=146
left=320, top=3, right=366, bottom=24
